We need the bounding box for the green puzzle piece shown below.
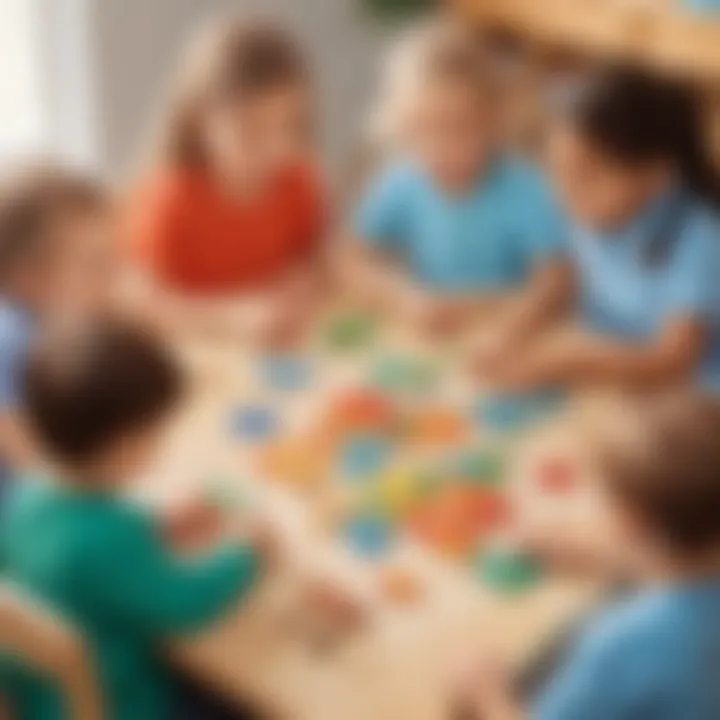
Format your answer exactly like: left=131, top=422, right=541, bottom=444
left=323, top=311, right=376, bottom=351
left=370, top=355, right=439, bottom=395
left=455, top=450, right=505, bottom=487
left=480, top=546, right=542, bottom=594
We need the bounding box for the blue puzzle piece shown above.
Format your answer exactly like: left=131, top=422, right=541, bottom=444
left=229, top=404, right=279, bottom=441
left=476, top=387, right=565, bottom=432
left=259, top=354, right=312, bottom=391
left=339, top=435, right=392, bottom=481
left=343, top=514, right=394, bottom=559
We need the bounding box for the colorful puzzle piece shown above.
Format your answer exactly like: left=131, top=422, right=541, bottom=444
left=229, top=404, right=279, bottom=441
left=378, top=564, right=424, bottom=604
left=343, top=513, right=395, bottom=559
left=453, top=450, right=505, bottom=486
left=323, top=311, right=376, bottom=351
left=479, top=544, right=542, bottom=594
left=326, top=389, right=397, bottom=437
left=339, top=435, right=392, bottom=481
left=257, top=435, right=329, bottom=488
left=259, top=354, right=312, bottom=391
left=370, top=355, right=439, bottom=395
left=409, top=407, right=470, bottom=447
left=373, top=467, right=424, bottom=517
left=534, top=455, right=578, bottom=494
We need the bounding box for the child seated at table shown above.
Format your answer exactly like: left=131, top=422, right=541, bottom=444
left=128, top=15, right=326, bottom=346
left=341, top=19, right=564, bottom=335
left=0, top=165, right=115, bottom=494
left=0, top=585, right=102, bottom=720
left=2, top=320, right=267, bottom=720
left=475, top=67, right=720, bottom=392
left=462, top=391, right=720, bottom=720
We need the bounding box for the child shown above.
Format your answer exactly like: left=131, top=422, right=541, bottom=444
left=2, top=320, right=265, bottom=720
left=0, top=585, right=102, bottom=720
left=128, top=16, right=326, bottom=345
left=0, top=166, right=114, bottom=487
left=463, top=391, right=720, bottom=719
left=475, top=67, right=720, bottom=391
left=342, top=20, right=564, bottom=334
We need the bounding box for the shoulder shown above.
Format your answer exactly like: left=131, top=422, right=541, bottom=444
left=136, top=167, right=210, bottom=215
left=366, top=158, right=424, bottom=195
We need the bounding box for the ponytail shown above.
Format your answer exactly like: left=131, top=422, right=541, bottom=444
left=564, top=66, right=720, bottom=209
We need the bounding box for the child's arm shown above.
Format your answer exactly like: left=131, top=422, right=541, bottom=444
left=81, top=507, right=267, bottom=635
left=488, top=317, right=705, bottom=391
left=0, top=586, right=102, bottom=720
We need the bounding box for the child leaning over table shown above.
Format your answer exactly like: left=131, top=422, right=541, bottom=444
left=461, top=391, right=720, bottom=720
left=339, top=19, right=564, bottom=337
left=0, top=320, right=270, bottom=720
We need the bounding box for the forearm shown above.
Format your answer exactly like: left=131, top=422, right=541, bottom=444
left=0, top=414, right=34, bottom=471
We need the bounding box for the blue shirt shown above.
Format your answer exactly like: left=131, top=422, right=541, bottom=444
left=567, top=189, right=720, bottom=389
left=535, top=581, right=720, bottom=720
left=355, top=156, right=564, bottom=292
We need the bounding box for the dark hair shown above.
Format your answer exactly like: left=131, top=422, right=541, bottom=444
left=160, top=16, right=309, bottom=167
left=24, top=321, right=183, bottom=465
left=0, top=164, right=107, bottom=288
left=594, top=392, right=720, bottom=555
left=564, top=66, right=720, bottom=208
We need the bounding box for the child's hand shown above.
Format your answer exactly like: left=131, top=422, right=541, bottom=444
left=160, top=495, right=225, bottom=549
left=408, top=294, right=467, bottom=337
left=241, top=515, right=287, bottom=568
left=299, top=578, right=369, bottom=632
left=472, top=330, right=516, bottom=379
left=454, top=650, right=520, bottom=720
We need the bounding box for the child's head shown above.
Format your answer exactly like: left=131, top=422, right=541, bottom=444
left=373, top=20, right=496, bottom=188
left=24, top=320, right=183, bottom=486
left=548, top=66, right=720, bottom=229
left=0, top=165, right=116, bottom=319
left=592, top=392, right=720, bottom=569
left=161, top=16, right=311, bottom=185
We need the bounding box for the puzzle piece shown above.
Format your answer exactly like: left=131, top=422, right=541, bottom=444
left=373, top=467, right=424, bottom=517
left=323, top=311, right=376, bottom=351
left=409, top=407, right=470, bottom=447
left=257, top=435, right=328, bottom=488
left=480, top=544, right=542, bottom=594
left=370, top=355, right=439, bottom=395
left=378, top=564, right=424, bottom=605
left=476, top=394, right=531, bottom=432
left=343, top=513, right=395, bottom=559
left=453, top=450, right=505, bottom=487
left=229, top=404, right=279, bottom=441
left=259, top=354, right=312, bottom=391
left=339, top=435, right=392, bottom=481
left=326, top=389, right=397, bottom=437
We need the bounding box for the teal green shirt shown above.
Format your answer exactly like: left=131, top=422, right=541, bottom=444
left=0, top=478, right=261, bottom=720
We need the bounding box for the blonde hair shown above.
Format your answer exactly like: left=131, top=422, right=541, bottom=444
left=369, top=18, right=493, bottom=150
left=152, top=15, right=308, bottom=169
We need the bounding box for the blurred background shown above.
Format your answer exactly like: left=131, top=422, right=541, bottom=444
left=1, top=0, right=719, bottom=180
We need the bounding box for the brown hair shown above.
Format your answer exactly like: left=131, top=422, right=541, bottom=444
left=593, top=392, right=720, bottom=555
left=159, top=16, right=309, bottom=168
left=24, top=320, right=183, bottom=466
left=0, top=164, right=106, bottom=288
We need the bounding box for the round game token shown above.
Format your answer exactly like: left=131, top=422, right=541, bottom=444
left=323, top=311, right=376, bottom=351
left=476, top=394, right=529, bottom=432
left=378, top=564, right=424, bottom=604
left=454, top=450, right=504, bottom=486
left=343, top=513, right=395, bottom=559
left=339, top=435, right=392, bottom=481
left=479, top=545, right=542, bottom=594
left=229, top=404, right=279, bottom=441
left=259, top=354, right=312, bottom=391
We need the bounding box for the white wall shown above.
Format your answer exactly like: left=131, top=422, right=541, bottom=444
left=91, top=0, right=388, bottom=179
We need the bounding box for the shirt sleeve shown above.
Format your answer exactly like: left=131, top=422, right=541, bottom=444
left=354, top=165, right=412, bottom=254
left=664, top=209, right=720, bottom=319
left=532, top=617, right=646, bottom=720
left=518, top=168, right=568, bottom=262
left=80, top=506, right=262, bottom=635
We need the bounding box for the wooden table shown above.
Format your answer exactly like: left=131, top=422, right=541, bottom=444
left=148, top=321, right=601, bottom=720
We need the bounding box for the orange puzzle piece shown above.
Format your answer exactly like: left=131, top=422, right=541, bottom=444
left=325, top=389, right=397, bottom=437
left=408, top=407, right=470, bottom=447
left=256, top=435, right=329, bottom=489
left=378, top=564, right=424, bottom=604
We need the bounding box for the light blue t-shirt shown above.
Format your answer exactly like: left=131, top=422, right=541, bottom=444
left=535, top=581, right=720, bottom=720
left=355, top=156, right=564, bottom=292
left=567, top=189, right=720, bottom=389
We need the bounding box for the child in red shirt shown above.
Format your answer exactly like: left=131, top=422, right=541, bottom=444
left=128, top=17, right=326, bottom=344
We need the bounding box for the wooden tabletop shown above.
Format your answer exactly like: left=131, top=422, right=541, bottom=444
left=148, top=322, right=601, bottom=720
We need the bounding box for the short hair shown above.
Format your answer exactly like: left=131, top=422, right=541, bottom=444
left=24, top=321, right=183, bottom=466
left=593, top=392, right=720, bottom=555
left=0, top=164, right=107, bottom=288
left=160, top=16, right=309, bottom=167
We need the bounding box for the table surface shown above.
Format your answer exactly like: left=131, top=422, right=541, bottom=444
left=149, top=315, right=602, bottom=720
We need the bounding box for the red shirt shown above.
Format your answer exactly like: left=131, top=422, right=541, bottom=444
left=129, top=164, right=325, bottom=293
